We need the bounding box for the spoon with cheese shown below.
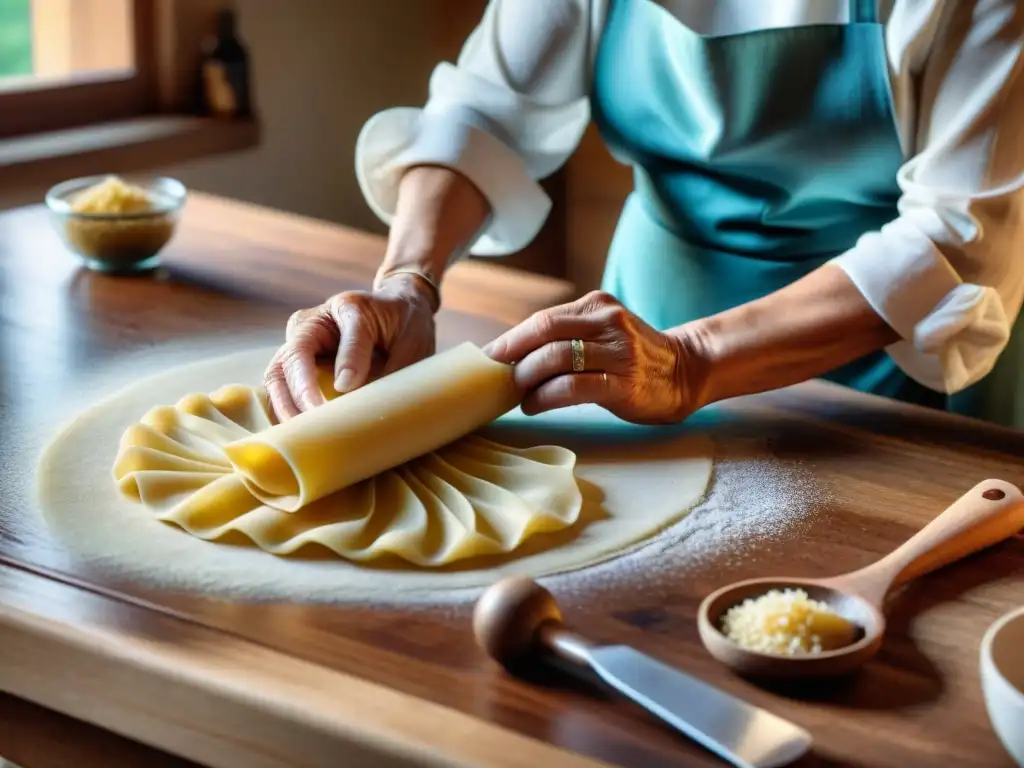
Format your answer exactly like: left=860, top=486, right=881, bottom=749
left=699, top=480, right=1024, bottom=679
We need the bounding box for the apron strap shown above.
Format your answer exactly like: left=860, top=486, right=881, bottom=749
left=850, top=0, right=878, bottom=23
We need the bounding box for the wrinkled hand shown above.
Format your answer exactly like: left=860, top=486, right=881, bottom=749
left=264, top=276, right=436, bottom=420
left=484, top=291, right=699, bottom=425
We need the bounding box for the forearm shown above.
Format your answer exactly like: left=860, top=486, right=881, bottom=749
left=376, top=165, right=492, bottom=303
left=675, top=264, right=901, bottom=407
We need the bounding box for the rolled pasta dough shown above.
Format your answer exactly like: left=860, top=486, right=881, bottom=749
left=225, top=343, right=521, bottom=511
left=112, top=346, right=582, bottom=565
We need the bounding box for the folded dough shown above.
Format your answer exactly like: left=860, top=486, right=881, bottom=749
left=224, top=342, right=521, bottom=511
left=111, top=347, right=583, bottom=565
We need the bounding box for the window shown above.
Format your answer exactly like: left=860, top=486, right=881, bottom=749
left=0, top=0, right=33, bottom=79
left=0, top=0, right=156, bottom=139
left=1, top=0, right=258, bottom=204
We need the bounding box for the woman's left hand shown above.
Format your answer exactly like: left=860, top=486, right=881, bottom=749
left=483, top=291, right=701, bottom=425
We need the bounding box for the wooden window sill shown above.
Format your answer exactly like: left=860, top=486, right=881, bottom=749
left=0, top=115, right=260, bottom=207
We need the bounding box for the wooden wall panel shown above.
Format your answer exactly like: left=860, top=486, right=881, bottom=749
left=565, top=125, right=632, bottom=293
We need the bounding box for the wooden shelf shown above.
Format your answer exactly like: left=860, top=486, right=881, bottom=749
left=0, top=115, right=260, bottom=208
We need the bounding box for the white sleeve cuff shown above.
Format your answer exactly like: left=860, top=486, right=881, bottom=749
left=832, top=215, right=1011, bottom=394
left=354, top=105, right=552, bottom=257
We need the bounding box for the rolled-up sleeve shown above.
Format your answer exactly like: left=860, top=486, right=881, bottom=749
left=355, top=0, right=594, bottom=256
left=832, top=0, right=1024, bottom=394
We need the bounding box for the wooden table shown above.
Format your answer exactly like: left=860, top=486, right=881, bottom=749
left=1, top=194, right=1022, bottom=768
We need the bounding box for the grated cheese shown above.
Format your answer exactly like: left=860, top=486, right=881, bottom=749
left=720, top=588, right=859, bottom=655
left=71, top=176, right=154, bottom=215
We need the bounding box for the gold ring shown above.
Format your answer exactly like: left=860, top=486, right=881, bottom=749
left=570, top=339, right=585, bottom=372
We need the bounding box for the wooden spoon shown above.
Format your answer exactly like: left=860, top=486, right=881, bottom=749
left=698, top=479, right=1024, bottom=679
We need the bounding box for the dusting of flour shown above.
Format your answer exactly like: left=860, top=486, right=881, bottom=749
left=10, top=335, right=829, bottom=607
left=538, top=455, right=830, bottom=611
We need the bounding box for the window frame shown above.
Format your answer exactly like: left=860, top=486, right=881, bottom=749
left=0, top=0, right=160, bottom=140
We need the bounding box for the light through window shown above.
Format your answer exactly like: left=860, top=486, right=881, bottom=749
left=0, top=0, right=32, bottom=79
left=0, top=0, right=135, bottom=93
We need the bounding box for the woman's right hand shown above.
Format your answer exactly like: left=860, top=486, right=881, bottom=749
left=265, top=163, right=491, bottom=421
left=264, top=274, right=437, bottom=421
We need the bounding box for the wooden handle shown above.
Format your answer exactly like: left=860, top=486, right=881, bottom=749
left=838, top=480, right=1024, bottom=605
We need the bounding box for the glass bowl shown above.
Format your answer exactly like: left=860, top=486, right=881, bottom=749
left=45, top=175, right=187, bottom=274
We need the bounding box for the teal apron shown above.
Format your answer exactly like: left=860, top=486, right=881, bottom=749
left=593, top=0, right=1024, bottom=428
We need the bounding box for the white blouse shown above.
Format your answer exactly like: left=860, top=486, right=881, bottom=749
left=355, top=0, right=1024, bottom=395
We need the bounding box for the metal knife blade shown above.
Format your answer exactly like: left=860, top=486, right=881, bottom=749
left=585, top=645, right=811, bottom=768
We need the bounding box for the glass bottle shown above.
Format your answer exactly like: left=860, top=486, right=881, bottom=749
left=199, top=6, right=251, bottom=119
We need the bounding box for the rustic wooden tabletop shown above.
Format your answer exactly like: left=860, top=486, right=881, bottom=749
left=1, top=194, right=1022, bottom=768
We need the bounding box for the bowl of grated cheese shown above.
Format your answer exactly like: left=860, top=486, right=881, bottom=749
left=981, top=605, right=1024, bottom=766
left=698, top=577, right=879, bottom=679
left=45, top=174, right=186, bottom=274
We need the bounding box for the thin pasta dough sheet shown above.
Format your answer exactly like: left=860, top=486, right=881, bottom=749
left=36, top=346, right=713, bottom=603
left=112, top=347, right=582, bottom=566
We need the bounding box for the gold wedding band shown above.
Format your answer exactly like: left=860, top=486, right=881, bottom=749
left=570, top=339, right=585, bottom=372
